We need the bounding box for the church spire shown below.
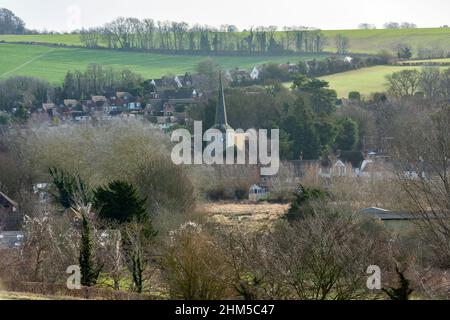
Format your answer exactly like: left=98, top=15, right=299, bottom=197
left=215, top=72, right=231, bottom=130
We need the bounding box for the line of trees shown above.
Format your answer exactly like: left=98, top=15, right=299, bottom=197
left=386, top=67, right=450, bottom=101
left=80, top=18, right=327, bottom=54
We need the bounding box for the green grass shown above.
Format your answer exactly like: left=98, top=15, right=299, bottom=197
left=318, top=65, right=425, bottom=98
left=0, top=43, right=327, bottom=83
left=399, top=58, right=450, bottom=64
left=322, top=28, right=450, bottom=54
left=3, top=27, right=450, bottom=55
left=0, top=34, right=84, bottom=46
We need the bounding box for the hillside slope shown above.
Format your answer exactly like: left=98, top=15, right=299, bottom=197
left=0, top=43, right=326, bottom=83
left=2, top=28, right=450, bottom=54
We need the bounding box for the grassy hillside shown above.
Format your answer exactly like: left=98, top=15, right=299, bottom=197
left=318, top=65, right=423, bottom=98
left=2, top=27, right=450, bottom=54
left=322, top=28, right=450, bottom=54
left=0, top=43, right=326, bottom=83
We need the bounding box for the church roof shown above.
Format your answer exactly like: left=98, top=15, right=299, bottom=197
left=0, top=191, right=18, bottom=208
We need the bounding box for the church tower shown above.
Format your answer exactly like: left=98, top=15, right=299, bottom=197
left=212, top=73, right=233, bottom=133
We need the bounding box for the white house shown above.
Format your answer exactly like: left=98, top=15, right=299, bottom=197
left=250, top=67, right=260, bottom=80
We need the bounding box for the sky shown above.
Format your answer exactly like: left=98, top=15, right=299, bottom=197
left=2, top=0, right=450, bottom=32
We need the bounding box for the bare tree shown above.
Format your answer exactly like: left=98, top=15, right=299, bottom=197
left=358, top=23, right=376, bottom=30
left=393, top=105, right=450, bottom=268
left=386, top=69, right=421, bottom=99
left=223, top=204, right=392, bottom=300
left=335, top=34, right=350, bottom=55
left=80, top=28, right=102, bottom=48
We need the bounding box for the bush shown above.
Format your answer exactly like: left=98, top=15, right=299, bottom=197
left=224, top=205, right=393, bottom=300
left=21, top=120, right=196, bottom=218
left=348, top=91, right=361, bottom=101
left=284, top=185, right=330, bottom=222
left=161, top=223, right=232, bottom=300
left=93, top=181, right=148, bottom=224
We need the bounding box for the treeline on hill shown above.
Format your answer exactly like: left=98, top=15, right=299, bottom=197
left=79, top=17, right=326, bottom=54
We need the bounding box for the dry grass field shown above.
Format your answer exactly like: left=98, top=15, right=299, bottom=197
left=202, top=202, right=289, bottom=229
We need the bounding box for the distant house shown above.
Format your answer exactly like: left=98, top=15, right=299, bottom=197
left=0, top=191, right=20, bottom=231
left=250, top=67, right=260, bottom=80
left=91, top=95, right=107, bottom=104
left=42, top=103, right=56, bottom=113
left=64, top=99, right=79, bottom=108
left=319, top=160, right=352, bottom=178
left=116, top=92, right=134, bottom=101
left=344, top=56, right=353, bottom=63
left=249, top=185, right=268, bottom=202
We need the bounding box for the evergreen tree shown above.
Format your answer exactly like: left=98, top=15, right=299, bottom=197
left=94, top=180, right=148, bottom=224
left=78, top=206, right=101, bottom=287
left=335, top=118, right=359, bottom=151
left=285, top=185, right=329, bottom=222
left=132, top=251, right=144, bottom=293
left=49, top=167, right=90, bottom=209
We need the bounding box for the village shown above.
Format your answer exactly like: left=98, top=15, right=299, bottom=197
left=0, top=71, right=432, bottom=250
left=1, top=2, right=450, bottom=303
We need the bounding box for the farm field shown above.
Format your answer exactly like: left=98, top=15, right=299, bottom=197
left=399, top=58, right=450, bottom=64
left=202, top=202, right=289, bottom=230
left=322, top=28, right=450, bottom=54
left=318, top=65, right=425, bottom=98
left=2, top=27, right=450, bottom=54
left=0, top=43, right=327, bottom=83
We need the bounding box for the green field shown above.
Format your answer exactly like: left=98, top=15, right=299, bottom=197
left=399, top=58, right=450, bottom=64
left=318, top=65, right=424, bottom=98
left=0, top=43, right=327, bottom=83
left=322, top=28, right=450, bottom=54
left=2, top=27, right=450, bottom=54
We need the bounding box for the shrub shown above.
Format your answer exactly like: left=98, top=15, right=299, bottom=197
left=21, top=120, right=196, bottom=218
left=93, top=180, right=147, bottom=224
left=161, top=223, right=232, bottom=300
left=348, top=91, right=361, bottom=101
left=284, top=184, right=330, bottom=222
left=225, top=206, right=392, bottom=300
